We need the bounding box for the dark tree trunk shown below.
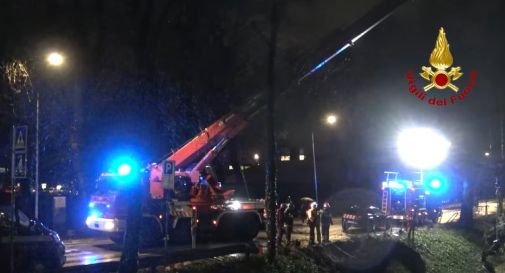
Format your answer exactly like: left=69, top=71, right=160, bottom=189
left=118, top=182, right=142, bottom=273
left=265, top=0, right=278, bottom=263
left=460, top=179, right=474, bottom=229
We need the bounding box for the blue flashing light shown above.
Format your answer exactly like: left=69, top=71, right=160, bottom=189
left=118, top=164, right=132, bottom=176
left=89, top=209, right=102, bottom=218
left=108, top=154, right=140, bottom=185
left=424, top=171, right=449, bottom=195
left=89, top=202, right=95, bottom=208
left=430, top=179, right=441, bottom=189
left=388, top=181, right=405, bottom=189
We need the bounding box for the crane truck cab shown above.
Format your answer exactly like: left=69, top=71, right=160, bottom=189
left=87, top=165, right=264, bottom=246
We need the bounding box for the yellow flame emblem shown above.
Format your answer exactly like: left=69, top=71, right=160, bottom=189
left=420, top=27, right=462, bottom=92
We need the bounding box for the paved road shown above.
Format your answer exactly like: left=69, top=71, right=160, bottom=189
left=62, top=217, right=348, bottom=267
left=63, top=238, right=123, bottom=268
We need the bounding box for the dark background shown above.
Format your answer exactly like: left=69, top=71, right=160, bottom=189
left=0, top=0, right=504, bottom=208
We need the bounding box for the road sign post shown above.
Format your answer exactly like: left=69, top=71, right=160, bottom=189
left=13, top=125, right=28, bottom=179
left=162, top=160, right=175, bottom=190
left=10, top=125, right=27, bottom=273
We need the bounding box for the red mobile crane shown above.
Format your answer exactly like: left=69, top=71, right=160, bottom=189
left=86, top=96, right=266, bottom=245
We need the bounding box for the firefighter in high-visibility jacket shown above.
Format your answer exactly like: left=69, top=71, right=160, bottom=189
left=307, top=202, right=321, bottom=245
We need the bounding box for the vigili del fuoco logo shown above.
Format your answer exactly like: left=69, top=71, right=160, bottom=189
left=406, top=27, right=477, bottom=106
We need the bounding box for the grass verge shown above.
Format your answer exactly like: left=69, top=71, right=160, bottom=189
left=410, top=227, right=482, bottom=273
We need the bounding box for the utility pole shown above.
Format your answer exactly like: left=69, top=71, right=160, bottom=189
left=311, top=132, right=319, bottom=203
left=498, top=113, right=504, bottom=217
left=265, top=0, right=279, bottom=262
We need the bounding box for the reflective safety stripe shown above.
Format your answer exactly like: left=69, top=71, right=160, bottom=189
left=0, top=235, right=53, bottom=243
left=170, top=209, right=192, bottom=218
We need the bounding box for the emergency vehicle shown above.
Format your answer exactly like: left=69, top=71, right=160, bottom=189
left=381, top=171, right=440, bottom=226
left=86, top=98, right=266, bottom=246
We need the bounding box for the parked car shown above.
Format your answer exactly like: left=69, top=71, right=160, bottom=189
left=342, top=205, right=389, bottom=232
left=0, top=206, right=66, bottom=272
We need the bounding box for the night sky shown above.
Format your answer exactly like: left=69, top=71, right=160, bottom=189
left=1, top=0, right=504, bottom=201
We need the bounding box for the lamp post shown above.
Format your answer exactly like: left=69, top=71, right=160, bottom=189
left=311, top=114, right=338, bottom=204
left=33, top=52, right=65, bottom=219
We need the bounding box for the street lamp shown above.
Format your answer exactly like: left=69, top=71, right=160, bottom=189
left=326, top=114, right=337, bottom=125
left=34, top=51, right=65, bottom=219
left=312, top=114, right=339, bottom=203
left=46, top=52, right=64, bottom=67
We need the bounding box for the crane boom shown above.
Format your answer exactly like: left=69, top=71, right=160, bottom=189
left=149, top=0, right=408, bottom=199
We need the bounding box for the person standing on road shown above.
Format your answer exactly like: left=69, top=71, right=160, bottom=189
left=284, top=197, right=296, bottom=245
left=276, top=203, right=287, bottom=246
left=321, top=202, right=333, bottom=243
left=307, top=202, right=321, bottom=245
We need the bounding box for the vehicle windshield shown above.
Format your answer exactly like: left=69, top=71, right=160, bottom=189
left=95, top=175, right=120, bottom=194
left=366, top=207, right=380, bottom=214
left=0, top=206, right=31, bottom=227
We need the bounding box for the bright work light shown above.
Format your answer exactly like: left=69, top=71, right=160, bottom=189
left=397, top=127, right=451, bottom=170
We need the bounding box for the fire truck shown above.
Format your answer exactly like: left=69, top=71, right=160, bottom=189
left=86, top=97, right=266, bottom=246
left=381, top=171, right=426, bottom=225
left=381, top=171, right=442, bottom=226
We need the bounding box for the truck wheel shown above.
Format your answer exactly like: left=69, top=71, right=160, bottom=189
left=237, top=213, right=261, bottom=240
left=342, top=221, right=349, bottom=232
left=110, top=233, right=124, bottom=245
left=218, top=213, right=260, bottom=241
left=385, top=220, right=391, bottom=230
left=366, top=221, right=376, bottom=232
left=140, top=217, right=163, bottom=247
left=171, top=218, right=192, bottom=244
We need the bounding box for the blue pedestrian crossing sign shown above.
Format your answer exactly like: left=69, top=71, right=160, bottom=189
left=14, top=153, right=27, bottom=178
left=12, top=125, right=28, bottom=179
left=162, top=160, right=175, bottom=190
left=14, top=126, right=27, bottom=151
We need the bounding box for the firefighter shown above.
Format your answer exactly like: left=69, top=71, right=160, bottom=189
left=321, top=202, right=333, bottom=243
left=307, top=202, right=321, bottom=245
left=284, top=197, right=296, bottom=245
left=276, top=203, right=287, bottom=246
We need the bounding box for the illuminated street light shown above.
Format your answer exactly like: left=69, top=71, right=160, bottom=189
left=397, top=127, right=451, bottom=170
left=484, top=152, right=490, bottom=157
left=253, top=153, right=260, bottom=160
left=326, top=114, right=338, bottom=125
left=46, top=52, right=64, bottom=66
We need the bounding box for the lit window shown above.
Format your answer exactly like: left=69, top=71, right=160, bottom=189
left=299, top=155, right=305, bottom=161
left=228, top=165, right=234, bottom=170
left=280, top=155, right=290, bottom=161
left=240, top=165, right=251, bottom=170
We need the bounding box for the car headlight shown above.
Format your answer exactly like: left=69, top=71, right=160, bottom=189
left=227, top=201, right=241, bottom=210
left=104, top=221, right=115, bottom=231
left=85, top=216, right=93, bottom=226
